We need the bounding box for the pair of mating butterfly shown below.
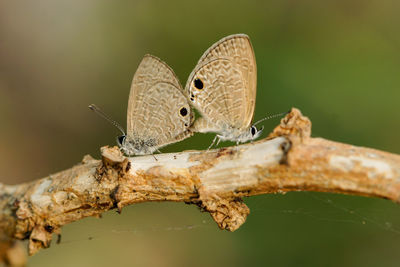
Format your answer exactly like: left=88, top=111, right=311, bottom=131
left=90, top=34, right=279, bottom=156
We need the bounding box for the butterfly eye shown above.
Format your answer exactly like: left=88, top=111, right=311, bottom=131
left=194, top=78, right=204, bottom=90
left=117, top=135, right=126, bottom=146
left=180, top=107, right=188, bottom=117
left=251, top=126, right=257, bottom=136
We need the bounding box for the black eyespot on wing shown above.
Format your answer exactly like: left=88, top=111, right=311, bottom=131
left=251, top=126, right=256, bottom=136
left=180, top=107, right=188, bottom=117
left=194, top=78, right=203, bottom=90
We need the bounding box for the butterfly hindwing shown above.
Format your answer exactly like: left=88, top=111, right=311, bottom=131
left=127, top=55, right=193, bottom=150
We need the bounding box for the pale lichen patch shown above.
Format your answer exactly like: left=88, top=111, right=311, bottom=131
left=30, top=178, right=53, bottom=209
left=330, top=155, right=394, bottom=179
left=330, top=156, right=355, bottom=171
left=53, top=191, right=68, bottom=205
left=72, top=170, right=97, bottom=192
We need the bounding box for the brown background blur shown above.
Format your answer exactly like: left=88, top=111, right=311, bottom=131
left=1, top=0, right=400, bottom=266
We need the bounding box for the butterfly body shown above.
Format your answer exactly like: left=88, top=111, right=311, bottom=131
left=192, top=117, right=261, bottom=144
left=118, top=135, right=158, bottom=155
left=218, top=126, right=261, bottom=143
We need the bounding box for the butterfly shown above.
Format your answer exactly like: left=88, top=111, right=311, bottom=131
left=90, top=55, right=194, bottom=156
left=185, top=34, right=262, bottom=147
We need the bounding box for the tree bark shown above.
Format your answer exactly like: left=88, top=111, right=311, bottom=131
left=0, top=108, right=399, bottom=262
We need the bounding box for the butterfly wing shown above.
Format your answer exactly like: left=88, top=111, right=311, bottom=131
left=127, top=55, right=194, bottom=148
left=185, top=34, right=257, bottom=131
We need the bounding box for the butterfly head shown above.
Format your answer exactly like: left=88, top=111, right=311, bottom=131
left=223, top=125, right=263, bottom=143
left=249, top=125, right=263, bottom=140
left=117, top=135, right=126, bottom=147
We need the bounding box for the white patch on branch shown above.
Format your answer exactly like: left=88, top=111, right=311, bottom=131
left=30, top=178, right=52, bottom=208
left=73, top=169, right=97, bottom=192
left=330, top=155, right=394, bottom=179
left=128, top=152, right=200, bottom=174
left=199, top=137, right=287, bottom=192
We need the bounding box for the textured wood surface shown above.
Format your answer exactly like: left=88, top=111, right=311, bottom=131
left=0, top=108, right=399, bottom=261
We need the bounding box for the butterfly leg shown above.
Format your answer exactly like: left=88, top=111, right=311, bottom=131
left=152, top=149, right=162, bottom=161
left=216, top=136, right=222, bottom=147
left=207, top=135, right=218, bottom=150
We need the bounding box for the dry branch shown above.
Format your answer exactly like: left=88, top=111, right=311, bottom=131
left=0, top=108, right=399, bottom=262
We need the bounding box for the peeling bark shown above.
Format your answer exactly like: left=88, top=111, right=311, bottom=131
left=0, top=108, right=399, bottom=261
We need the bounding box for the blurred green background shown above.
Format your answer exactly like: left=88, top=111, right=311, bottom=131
left=1, top=0, right=400, bottom=266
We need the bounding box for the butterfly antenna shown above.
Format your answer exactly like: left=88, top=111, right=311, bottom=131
left=253, top=110, right=290, bottom=126
left=88, top=104, right=126, bottom=136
